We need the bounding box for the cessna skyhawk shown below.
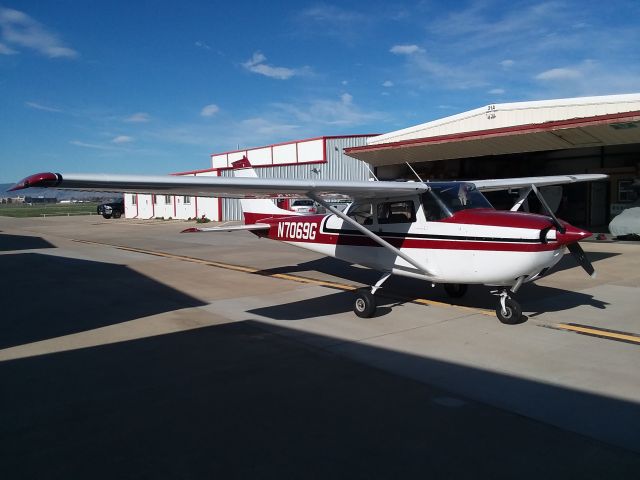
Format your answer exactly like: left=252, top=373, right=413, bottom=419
left=11, top=159, right=607, bottom=324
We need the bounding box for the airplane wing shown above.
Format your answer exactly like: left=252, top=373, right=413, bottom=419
left=10, top=171, right=608, bottom=199
left=471, top=174, right=608, bottom=192
left=9, top=172, right=428, bottom=199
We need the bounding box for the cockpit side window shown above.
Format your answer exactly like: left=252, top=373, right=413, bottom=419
left=377, top=200, right=416, bottom=224
left=421, top=192, right=448, bottom=221
left=347, top=202, right=374, bottom=225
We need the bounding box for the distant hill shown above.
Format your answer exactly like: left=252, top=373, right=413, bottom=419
left=0, top=183, right=122, bottom=202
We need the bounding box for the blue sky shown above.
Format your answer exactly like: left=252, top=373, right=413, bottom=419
left=1, top=0, right=639, bottom=182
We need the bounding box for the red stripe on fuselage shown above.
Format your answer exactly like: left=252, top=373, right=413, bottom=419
left=262, top=214, right=561, bottom=252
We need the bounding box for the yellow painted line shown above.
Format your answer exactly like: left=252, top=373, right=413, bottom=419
left=72, top=238, right=493, bottom=316
left=555, top=323, right=640, bottom=345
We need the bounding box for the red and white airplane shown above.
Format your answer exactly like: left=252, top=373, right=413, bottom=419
left=11, top=159, right=607, bottom=324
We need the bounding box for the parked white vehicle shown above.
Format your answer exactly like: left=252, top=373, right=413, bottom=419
left=289, top=199, right=317, bottom=214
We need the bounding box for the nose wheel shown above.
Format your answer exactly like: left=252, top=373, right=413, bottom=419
left=493, top=290, right=523, bottom=325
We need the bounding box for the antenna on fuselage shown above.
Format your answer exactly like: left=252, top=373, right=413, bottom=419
left=406, top=162, right=425, bottom=183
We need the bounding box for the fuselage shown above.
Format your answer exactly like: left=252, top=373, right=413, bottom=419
left=249, top=186, right=591, bottom=287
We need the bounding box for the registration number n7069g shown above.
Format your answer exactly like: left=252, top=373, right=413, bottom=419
left=278, top=221, right=317, bottom=240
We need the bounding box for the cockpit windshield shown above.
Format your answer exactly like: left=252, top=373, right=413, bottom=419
left=422, top=182, right=493, bottom=220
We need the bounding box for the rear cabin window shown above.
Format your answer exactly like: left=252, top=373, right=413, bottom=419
left=377, top=201, right=416, bottom=224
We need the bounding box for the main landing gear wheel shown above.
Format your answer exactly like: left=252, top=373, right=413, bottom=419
left=496, top=297, right=522, bottom=325
left=444, top=283, right=468, bottom=298
left=354, top=289, right=377, bottom=318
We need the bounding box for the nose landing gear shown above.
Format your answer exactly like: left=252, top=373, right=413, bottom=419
left=491, top=276, right=525, bottom=325
left=495, top=293, right=522, bottom=324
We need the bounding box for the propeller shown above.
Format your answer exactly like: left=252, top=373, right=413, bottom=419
left=567, top=242, right=596, bottom=277
left=531, top=184, right=595, bottom=278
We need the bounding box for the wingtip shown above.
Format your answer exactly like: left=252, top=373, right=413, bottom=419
left=10, top=172, right=61, bottom=191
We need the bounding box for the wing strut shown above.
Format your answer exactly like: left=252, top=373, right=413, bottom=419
left=308, top=194, right=433, bottom=276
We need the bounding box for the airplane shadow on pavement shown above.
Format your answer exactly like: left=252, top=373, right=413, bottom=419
left=254, top=252, right=616, bottom=320
left=0, top=252, right=205, bottom=349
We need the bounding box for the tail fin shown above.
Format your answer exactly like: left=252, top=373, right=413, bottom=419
left=231, top=157, right=299, bottom=224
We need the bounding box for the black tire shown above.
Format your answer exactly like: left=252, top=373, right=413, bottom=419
left=496, top=298, right=523, bottom=325
left=102, top=214, right=112, bottom=219
left=113, top=211, right=122, bottom=219
left=353, top=290, right=376, bottom=318
left=444, top=283, right=468, bottom=298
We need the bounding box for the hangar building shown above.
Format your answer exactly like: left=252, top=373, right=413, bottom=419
left=346, top=93, right=640, bottom=229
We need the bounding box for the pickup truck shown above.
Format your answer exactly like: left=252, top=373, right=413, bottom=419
left=97, top=200, right=124, bottom=219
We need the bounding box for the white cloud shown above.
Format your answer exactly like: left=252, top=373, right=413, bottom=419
left=112, top=135, right=133, bottom=144
left=500, top=59, right=515, bottom=68
left=25, top=101, right=62, bottom=112
left=200, top=104, right=220, bottom=117
left=125, top=112, right=150, bottom=123
left=242, top=51, right=304, bottom=80
left=296, top=5, right=371, bottom=43
left=488, top=88, right=505, bottom=94
left=273, top=93, right=384, bottom=127
left=195, top=40, right=211, bottom=50
left=390, top=44, right=423, bottom=55
left=69, top=140, right=115, bottom=150
left=382, top=80, right=394, bottom=87
left=0, top=41, right=17, bottom=54
left=239, top=117, right=300, bottom=138
left=0, top=7, right=78, bottom=58
left=536, top=67, right=582, bottom=81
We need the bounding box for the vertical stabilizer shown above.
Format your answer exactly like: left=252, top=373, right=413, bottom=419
left=231, top=157, right=300, bottom=224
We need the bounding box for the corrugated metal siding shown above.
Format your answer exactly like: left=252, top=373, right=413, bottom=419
left=221, top=136, right=372, bottom=220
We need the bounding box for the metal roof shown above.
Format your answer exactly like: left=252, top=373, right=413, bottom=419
left=346, top=94, right=640, bottom=166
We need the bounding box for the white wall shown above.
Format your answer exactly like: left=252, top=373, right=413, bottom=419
left=210, top=137, right=325, bottom=168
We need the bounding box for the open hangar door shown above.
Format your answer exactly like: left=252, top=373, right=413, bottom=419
left=372, top=143, right=640, bottom=230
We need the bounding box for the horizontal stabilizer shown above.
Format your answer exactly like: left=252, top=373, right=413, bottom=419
left=181, top=223, right=270, bottom=233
